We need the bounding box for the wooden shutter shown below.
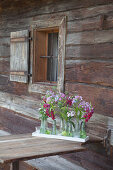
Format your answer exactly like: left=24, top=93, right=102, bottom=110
left=10, top=30, right=29, bottom=83
left=33, top=30, right=47, bottom=82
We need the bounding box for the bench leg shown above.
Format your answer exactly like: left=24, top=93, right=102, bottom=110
left=10, top=161, right=19, bottom=170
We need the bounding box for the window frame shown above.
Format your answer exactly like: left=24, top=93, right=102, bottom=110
left=29, top=16, right=66, bottom=93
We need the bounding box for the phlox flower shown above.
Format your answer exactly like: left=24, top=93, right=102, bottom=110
left=66, top=97, right=72, bottom=106
left=72, top=95, right=83, bottom=104
left=67, top=111, right=75, bottom=117
left=60, top=93, right=65, bottom=98
left=46, top=96, right=52, bottom=103
left=55, top=95, right=59, bottom=102
left=43, top=103, right=50, bottom=109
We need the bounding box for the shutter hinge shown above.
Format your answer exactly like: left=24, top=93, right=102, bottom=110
left=28, top=73, right=32, bottom=77
left=28, top=37, right=32, bottom=41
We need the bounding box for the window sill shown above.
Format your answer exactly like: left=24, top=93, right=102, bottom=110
left=28, top=82, right=57, bottom=94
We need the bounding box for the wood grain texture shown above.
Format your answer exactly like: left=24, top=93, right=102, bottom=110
left=66, top=43, right=113, bottom=60
left=1, top=0, right=113, bottom=20
left=0, top=59, right=10, bottom=74
left=0, top=91, right=41, bottom=120
left=33, top=30, right=47, bottom=82
left=66, top=30, right=113, bottom=45
left=0, top=134, right=85, bottom=164
left=57, top=17, right=66, bottom=92
left=65, top=61, right=113, bottom=87
left=67, top=16, right=102, bottom=33
left=65, top=82, right=113, bottom=117
left=10, top=30, right=29, bottom=83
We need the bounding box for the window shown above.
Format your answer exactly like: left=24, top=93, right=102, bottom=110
left=47, top=32, right=58, bottom=82
left=32, top=28, right=59, bottom=83
left=10, top=17, right=66, bottom=93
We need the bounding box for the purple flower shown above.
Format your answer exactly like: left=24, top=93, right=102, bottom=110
left=61, top=93, right=65, bottom=98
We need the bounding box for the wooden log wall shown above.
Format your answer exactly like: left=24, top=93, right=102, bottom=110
left=0, top=0, right=113, bottom=140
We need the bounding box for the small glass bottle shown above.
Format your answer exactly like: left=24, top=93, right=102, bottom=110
left=52, top=119, right=57, bottom=135
left=80, top=121, right=87, bottom=138
left=40, top=118, right=47, bottom=134
left=60, top=118, right=65, bottom=133
left=74, top=120, right=81, bottom=138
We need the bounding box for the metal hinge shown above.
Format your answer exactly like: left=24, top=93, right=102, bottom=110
left=28, top=37, right=32, bottom=40
left=28, top=73, right=32, bottom=77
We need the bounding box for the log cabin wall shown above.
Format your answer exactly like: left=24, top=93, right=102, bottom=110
left=0, top=0, right=113, bottom=142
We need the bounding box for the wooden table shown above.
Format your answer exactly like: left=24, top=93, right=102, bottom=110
left=0, top=133, right=86, bottom=170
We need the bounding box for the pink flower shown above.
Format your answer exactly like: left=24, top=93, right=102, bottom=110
left=51, top=110, right=55, bottom=120
left=61, top=93, right=65, bottom=98
left=46, top=109, right=50, bottom=117
left=43, top=104, right=50, bottom=108
left=43, top=97, right=46, bottom=103
left=85, top=118, right=89, bottom=122
left=66, top=98, right=72, bottom=106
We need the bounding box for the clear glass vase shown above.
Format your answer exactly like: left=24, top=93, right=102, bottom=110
left=52, top=119, right=57, bottom=135
left=74, top=120, right=81, bottom=138
left=68, top=122, right=73, bottom=137
left=60, top=118, right=65, bottom=133
left=80, top=121, right=87, bottom=138
left=40, top=118, right=47, bottom=134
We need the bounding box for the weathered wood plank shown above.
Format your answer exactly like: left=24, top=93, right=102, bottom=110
left=1, top=0, right=113, bottom=20
left=28, top=83, right=56, bottom=94
left=0, top=60, right=10, bottom=73
left=10, top=30, right=29, bottom=83
left=67, top=16, right=102, bottom=33
left=57, top=17, right=66, bottom=92
left=0, top=91, right=41, bottom=120
left=66, top=43, right=113, bottom=60
left=0, top=75, right=9, bottom=85
left=0, top=78, right=30, bottom=96
left=0, top=45, right=10, bottom=56
left=65, top=82, right=113, bottom=117
left=66, top=30, right=113, bottom=45
left=32, top=3, right=113, bottom=23
left=65, top=61, right=113, bottom=87
left=2, top=3, right=113, bottom=34
left=0, top=134, right=85, bottom=164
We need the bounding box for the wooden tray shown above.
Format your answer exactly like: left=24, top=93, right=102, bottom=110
left=32, top=130, right=89, bottom=143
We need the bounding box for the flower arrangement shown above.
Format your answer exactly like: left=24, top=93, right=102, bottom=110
left=39, top=90, right=94, bottom=138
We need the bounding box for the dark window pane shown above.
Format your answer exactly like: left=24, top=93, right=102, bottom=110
left=47, top=32, right=58, bottom=82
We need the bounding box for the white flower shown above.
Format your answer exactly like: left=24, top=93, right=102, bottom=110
left=70, top=111, right=75, bottom=117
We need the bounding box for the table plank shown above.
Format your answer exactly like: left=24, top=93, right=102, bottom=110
left=0, top=134, right=85, bottom=164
